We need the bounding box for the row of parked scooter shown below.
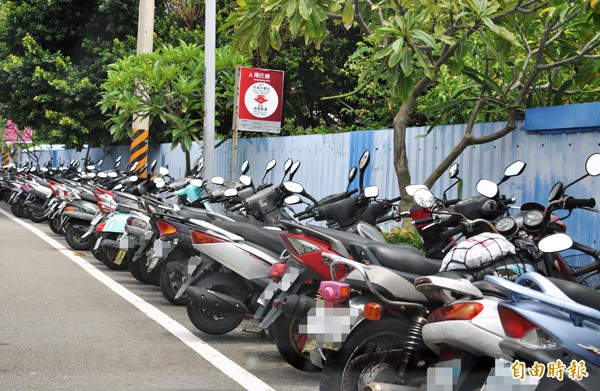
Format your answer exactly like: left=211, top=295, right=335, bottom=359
left=1, top=150, right=599, bottom=391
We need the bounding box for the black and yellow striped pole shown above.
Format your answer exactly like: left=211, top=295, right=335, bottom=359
left=130, top=128, right=148, bottom=177
left=2, top=145, right=11, bottom=166
left=131, top=0, right=154, bottom=178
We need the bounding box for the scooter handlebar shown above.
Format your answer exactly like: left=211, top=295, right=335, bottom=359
left=440, top=224, right=465, bottom=240
left=565, top=197, right=596, bottom=209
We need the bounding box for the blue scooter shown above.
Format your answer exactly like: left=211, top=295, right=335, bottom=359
left=489, top=233, right=600, bottom=391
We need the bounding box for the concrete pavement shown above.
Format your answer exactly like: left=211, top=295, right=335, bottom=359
left=0, top=203, right=320, bottom=390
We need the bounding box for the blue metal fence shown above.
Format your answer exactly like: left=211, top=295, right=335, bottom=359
left=20, top=119, right=600, bottom=248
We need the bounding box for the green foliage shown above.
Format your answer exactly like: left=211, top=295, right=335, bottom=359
left=0, top=0, right=140, bottom=148
left=382, top=226, right=424, bottom=252
left=99, top=42, right=248, bottom=151
left=229, top=0, right=600, bottom=124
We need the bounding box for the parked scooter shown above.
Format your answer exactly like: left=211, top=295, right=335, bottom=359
left=493, top=234, right=600, bottom=391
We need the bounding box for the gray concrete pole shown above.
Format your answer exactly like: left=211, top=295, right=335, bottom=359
left=203, top=0, right=216, bottom=180
left=131, top=0, right=154, bottom=178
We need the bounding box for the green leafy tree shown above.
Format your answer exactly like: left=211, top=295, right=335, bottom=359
left=0, top=0, right=145, bottom=149
left=228, top=0, right=600, bottom=213
left=99, top=42, right=248, bottom=173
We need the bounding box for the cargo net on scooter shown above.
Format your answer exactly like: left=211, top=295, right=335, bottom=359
left=440, top=232, right=536, bottom=281
left=564, top=252, right=600, bottom=289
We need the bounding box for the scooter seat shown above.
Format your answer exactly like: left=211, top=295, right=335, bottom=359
left=548, top=277, right=600, bottom=312
left=307, top=225, right=373, bottom=249
left=176, top=206, right=214, bottom=222
left=345, top=264, right=430, bottom=303
left=210, top=220, right=285, bottom=255
left=36, top=179, right=51, bottom=188
left=79, top=192, right=98, bottom=203
left=363, top=242, right=442, bottom=277
left=113, top=191, right=139, bottom=201
left=472, top=280, right=507, bottom=298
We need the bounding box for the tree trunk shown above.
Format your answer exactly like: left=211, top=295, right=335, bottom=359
left=393, top=101, right=415, bottom=228
left=185, top=149, right=191, bottom=176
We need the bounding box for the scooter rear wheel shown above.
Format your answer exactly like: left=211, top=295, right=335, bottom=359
left=11, top=201, right=26, bottom=218
left=186, top=272, right=247, bottom=335
left=159, top=260, right=188, bottom=305
left=49, top=216, right=63, bottom=234
left=319, top=317, right=421, bottom=391
left=65, top=222, right=95, bottom=251
left=272, top=315, right=321, bottom=373
left=100, top=234, right=129, bottom=270
left=26, top=205, right=47, bottom=223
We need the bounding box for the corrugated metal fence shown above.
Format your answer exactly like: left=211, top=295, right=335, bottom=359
left=20, top=120, right=600, bottom=247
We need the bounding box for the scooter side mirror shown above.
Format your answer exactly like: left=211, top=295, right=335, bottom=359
left=150, top=159, right=157, bottom=171
left=283, top=181, right=304, bottom=194
left=449, top=163, right=459, bottom=179
left=364, top=186, right=379, bottom=199
left=348, top=166, right=357, bottom=184
left=283, top=158, right=292, bottom=173
left=159, top=167, right=169, bottom=176
left=504, top=161, right=526, bottom=177
left=548, top=182, right=564, bottom=202
left=289, top=161, right=301, bottom=181
left=224, top=188, right=238, bottom=197
left=263, top=159, right=277, bottom=183
left=498, top=160, right=526, bottom=185
left=406, top=184, right=428, bottom=197
left=190, top=179, right=204, bottom=187
left=241, top=160, right=250, bottom=175
left=358, top=149, right=370, bottom=191
left=358, top=149, right=370, bottom=170
left=586, top=153, right=600, bottom=176
left=538, top=233, right=573, bottom=253
left=413, top=188, right=435, bottom=208
left=154, top=177, right=165, bottom=188
left=284, top=195, right=301, bottom=205
left=476, top=179, right=499, bottom=198
left=211, top=176, right=225, bottom=186
left=240, top=175, right=252, bottom=187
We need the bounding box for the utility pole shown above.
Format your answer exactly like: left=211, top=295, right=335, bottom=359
left=131, top=0, right=154, bottom=178
left=203, top=0, right=216, bottom=180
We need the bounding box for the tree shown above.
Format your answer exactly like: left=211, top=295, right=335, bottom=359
left=0, top=0, right=143, bottom=149
left=99, top=42, right=248, bottom=173
left=227, top=0, right=600, bottom=212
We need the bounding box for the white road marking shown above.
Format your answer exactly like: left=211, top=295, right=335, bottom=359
left=0, top=208, right=275, bottom=391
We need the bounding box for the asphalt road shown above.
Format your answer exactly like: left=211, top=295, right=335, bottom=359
left=0, top=203, right=320, bottom=391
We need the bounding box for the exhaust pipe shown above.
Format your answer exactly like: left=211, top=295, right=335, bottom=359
left=186, top=286, right=249, bottom=315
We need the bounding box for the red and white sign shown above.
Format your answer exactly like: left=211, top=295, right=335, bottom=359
left=236, top=67, right=284, bottom=133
